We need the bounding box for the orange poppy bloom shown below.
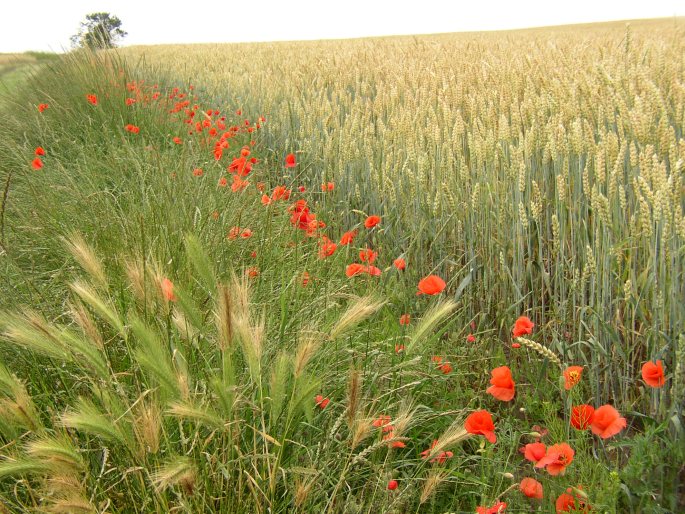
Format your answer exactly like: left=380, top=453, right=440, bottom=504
left=261, top=194, right=272, bottom=205
left=31, top=157, right=43, bottom=170
left=512, top=316, right=534, bottom=337
left=193, top=168, right=203, bottom=177
left=321, top=182, right=334, bottom=191
left=318, top=237, right=337, bottom=258
left=173, top=136, right=182, bottom=144
left=231, top=175, right=249, bottom=192
left=161, top=278, right=176, bottom=302
left=364, top=215, right=381, bottom=228
left=227, top=227, right=241, bottom=240
left=464, top=409, right=496, bottom=443
left=535, top=442, right=574, bottom=476
left=395, top=344, right=405, bottom=353
left=372, top=415, right=391, bottom=428
left=314, top=395, right=330, bottom=409
left=35, top=147, right=45, bottom=156
left=590, top=405, right=626, bottom=439
left=467, top=333, right=476, bottom=343
left=476, top=501, right=507, bottom=514
left=570, top=405, right=595, bottom=430
left=247, top=267, right=259, bottom=278
left=563, top=366, right=583, bottom=390
left=37, top=103, right=49, bottom=112
left=284, top=153, right=297, bottom=167
left=387, top=479, right=398, bottom=491
left=340, top=230, right=357, bottom=245
left=641, top=360, right=665, bottom=388
left=393, top=257, right=406, bottom=270
left=218, top=177, right=228, bottom=187
left=359, top=248, right=377, bottom=263
left=86, top=94, right=98, bottom=105
left=522, top=442, right=546, bottom=463
left=417, top=275, right=446, bottom=295
left=556, top=489, right=591, bottom=513
left=438, top=361, right=452, bottom=374
left=240, top=229, right=252, bottom=239
left=486, top=366, right=515, bottom=401
left=520, top=477, right=543, bottom=499
left=399, top=314, right=410, bottom=326
left=346, top=263, right=366, bottom=277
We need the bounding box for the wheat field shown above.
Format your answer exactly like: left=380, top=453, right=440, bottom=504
left=123, top=18, right=685, bottom=406
left=0, top=17, right=683, bottom=513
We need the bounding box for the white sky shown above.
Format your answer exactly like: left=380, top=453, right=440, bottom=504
left=1, top=0, right=682, bottom=53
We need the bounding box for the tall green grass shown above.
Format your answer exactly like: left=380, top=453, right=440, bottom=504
left=0, top=47, right=681, bottom=513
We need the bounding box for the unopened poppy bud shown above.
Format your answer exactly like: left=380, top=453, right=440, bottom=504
left=529, top=431, right=542, bottom=439
left=501, top=472, right=515, bottom=480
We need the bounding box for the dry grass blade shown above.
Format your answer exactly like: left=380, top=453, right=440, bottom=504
left=329, top=295, right=385, bottom=341
left=62, top=232, right=107, bottom=290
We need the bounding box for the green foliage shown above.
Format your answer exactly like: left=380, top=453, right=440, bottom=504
left=70, top=12, right=127, bottom=50
left=0, top=46, right=681, bottom=513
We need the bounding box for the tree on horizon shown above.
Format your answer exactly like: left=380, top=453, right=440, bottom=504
left=70, top=13, right=127, bottom=50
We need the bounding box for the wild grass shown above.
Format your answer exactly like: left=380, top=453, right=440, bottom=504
left=0, top=19, right=682, bottom=512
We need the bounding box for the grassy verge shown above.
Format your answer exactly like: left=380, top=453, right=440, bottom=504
left=0, top=49, right=681, bottom=513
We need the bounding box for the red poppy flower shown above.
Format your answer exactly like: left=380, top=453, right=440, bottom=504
left=359, top=248, right=377, bottom=263
left=161, top=278, right=176, bottom=302
left=173, top=136, right=182, bottom=144
left=464, top=410, right=496, bottom=443
left=240, top=229, right=252, bottom=239
left=302, top=272, right=310, bottom=287
left=467, top=333, right=476, bottom=343
left=387, top=479, right=398, bottom=491
left=346, top=263, right=366, bottom=277
left=31, top=157, right=43, bottom=170
left=37, top=103, right=49, bottom=112
left=590, top=405, right=626, bottom=439
left=521, top=442, right=546, bottom=463
left=520, top=477, right=543, bottom=499
left=227, top=227, right=241, bottom=240
left=641, top=360, right=665, bottom=388
left=393, top=257, right=406, bottom=270
left=570, top=405, right=595, bottom=430
left=318, top=237, right=337, bottom=259
left=476, top=501, right=507, bottom=514
left=315, top=395, right=330, bottom=409
left=340, top=230, right=357, bottom=245
left=86, top=94, right=98, bottom=105
left=535, top=443, right=574, bottom=476
left=231, top=175, right=249, bottom=192
left=125, top=97, right=136, bottom=106
left=34, top=147, right=45, bottom=156
left=395, top=344, right=405, bottom=353
left=247, top=267, right=259, bottom=278
left=321, top=182, right=334, bottom=191
left=563, top=366, right=583, bottom=390
left=486, top=366, right=515, bottom=401
left=261, top=195, right=272, bottom=205
left=364, top=215, right=381, bottom=228
left=372, top=415, right=391, bottom=428
left=512, top=316, right=534, bottom=337
left=218, top=177, right=228, bottom=187
left=193, top=168, right=203, bottom=177
left=438, top=361, right=452, bottom=374
left=556, top=489, right=591, bottom=513
left=417, top=275, right=446, bottom=295
left=284, top=153, right=297, bottom=167
left=399, top=314, right=410, bottom=326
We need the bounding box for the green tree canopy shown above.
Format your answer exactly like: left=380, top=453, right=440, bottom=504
left=70, top=12, right=127, bottom=50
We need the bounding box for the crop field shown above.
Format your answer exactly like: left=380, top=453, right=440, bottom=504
left=0, top=17, right=682, bottom=513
